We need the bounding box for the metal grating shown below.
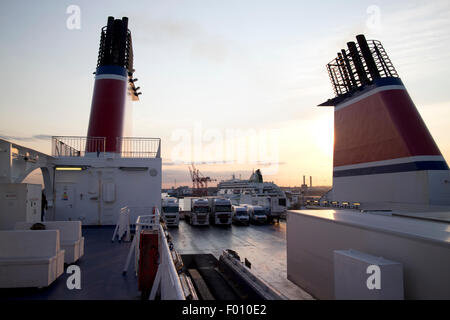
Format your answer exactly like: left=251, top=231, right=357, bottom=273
left=52, top=136, right=160, bottom=158
left=52, top=136, right=105, bottom=157
left=326, top=39, right=398, bottom=97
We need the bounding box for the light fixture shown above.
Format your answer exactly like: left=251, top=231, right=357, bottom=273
left=55, top=167, right=84, bottom=171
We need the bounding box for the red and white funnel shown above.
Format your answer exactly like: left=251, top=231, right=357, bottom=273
left=86, top=16, right=141, bottom=153
left=320, top=35, right=450, bottom=206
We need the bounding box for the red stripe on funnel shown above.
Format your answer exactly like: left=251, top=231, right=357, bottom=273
left=87, top=78, right=127, bottom=152
left=334, top=89, right=441, bottom=167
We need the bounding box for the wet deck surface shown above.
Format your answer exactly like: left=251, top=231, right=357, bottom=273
left=169, top=220, right=313, bottom=300
left=0, top=222, right=313, bottom=300
left=0, top=227, right=140, bottom=300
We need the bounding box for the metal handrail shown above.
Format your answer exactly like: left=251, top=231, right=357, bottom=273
left=122, top=209, right=185, bottom=299
left=133, top=210, right=161, bottom=275
left=132, top=209, right=185, bottom=300
left=52, top=136, right=105, bottom=157
left=51, top=136, right=161, bottom=158
left=150, top=224, right=185, bottom=300
left=117, top=137, right=161, bottom=158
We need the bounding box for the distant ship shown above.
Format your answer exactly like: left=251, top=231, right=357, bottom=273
left=217, top=169, right=287, bottom=222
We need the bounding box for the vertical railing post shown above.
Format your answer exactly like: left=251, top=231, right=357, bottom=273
left=156, top=139, right=161, bottom=158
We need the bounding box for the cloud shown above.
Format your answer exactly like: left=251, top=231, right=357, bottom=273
left=0, top=135, right=32, bottom=142
left=366, top=1, right=450, bottom=75
left=0, top=134, right=53, bottom=142
left=162, top=167, right=257, bottom=185
left=131, top=16, right=230, bottom=63
left=163, top=159, right=285, bottom=166
left=32, top=134, right=53, bottom=140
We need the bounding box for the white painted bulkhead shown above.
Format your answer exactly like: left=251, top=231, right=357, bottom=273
left=52, top=156, right=162, bottom=225
left=286, top=209, right=450, bottom=299
left=332, top=169, right=450, bottom=206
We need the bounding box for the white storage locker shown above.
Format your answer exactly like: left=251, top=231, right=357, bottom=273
left=0, top=183, right=42, bottom=230
left=334, top=249, right=404, bottom=300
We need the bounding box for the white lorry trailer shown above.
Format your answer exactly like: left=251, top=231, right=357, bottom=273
left=161, top=197, right=179, bottom=227
left=184, top=198, right=210, bottom=226
left=208, top=198, right=232, bottom=226
left=178, top=197, right=192, bottom=220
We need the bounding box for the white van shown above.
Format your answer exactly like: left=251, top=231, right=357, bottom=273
left=246, top=205, right=267, bottom=224
left=232, top=205, right=249, bottom=225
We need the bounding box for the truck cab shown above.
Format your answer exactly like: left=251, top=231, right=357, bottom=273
left=246, top=205, right=267, bottom=224
left=186, top=198, right=210, bottom=226
left=161, top=197, right=179, bottom=227
left=209, top=198, right=232, bottom=226
left=232, top=205, right=249, bottom=225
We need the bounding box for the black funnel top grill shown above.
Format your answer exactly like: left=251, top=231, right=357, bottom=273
left=326, top=35, right=398, bottom=98
left=96, top=16, right=134, bottom=76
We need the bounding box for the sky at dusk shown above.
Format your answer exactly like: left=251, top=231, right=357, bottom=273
left=1, top=0, right=450, bottom=188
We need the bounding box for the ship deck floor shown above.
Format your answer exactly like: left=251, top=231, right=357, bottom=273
left=0, top=221, right=313, bottom=300
left=0, top=226, right=140, bottom=300
left=169, top=220, right=314, bottom=300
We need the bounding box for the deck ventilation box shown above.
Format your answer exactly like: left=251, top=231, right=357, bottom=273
left=334, top=249, right=404, bottom=300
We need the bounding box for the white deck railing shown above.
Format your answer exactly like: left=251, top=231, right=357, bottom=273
left=149, top=224, right=185, bottom=300
left=122, top=209, right=185, bottom=300
left=133, top=212, right=160, bottom=276
left=123, top=210, right=160, bottom=276
left=52, top=136, right=161, bottom=158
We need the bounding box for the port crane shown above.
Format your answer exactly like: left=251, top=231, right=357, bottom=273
left=188, top=164, right=216, bottom=196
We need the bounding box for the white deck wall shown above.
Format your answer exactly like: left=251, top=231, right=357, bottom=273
left=332, top=170, right=450, bottom=206
left=287, top=209, right=450, bottom=300
left=51, top=157, right=161, bottom=225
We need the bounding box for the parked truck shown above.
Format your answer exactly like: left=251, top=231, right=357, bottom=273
left=161, top=197, right=179, bottom=227
left=208, top=198, right=232, bottom=226
left=184, top=198, right=210, bottom=226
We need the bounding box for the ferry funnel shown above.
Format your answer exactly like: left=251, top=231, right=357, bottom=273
left=319, top=35, right=450, bottom=206
left=86, top=16, right=141, bottom=153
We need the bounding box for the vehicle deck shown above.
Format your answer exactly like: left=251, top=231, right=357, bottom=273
left=170, top=220, right=313, bottom=300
